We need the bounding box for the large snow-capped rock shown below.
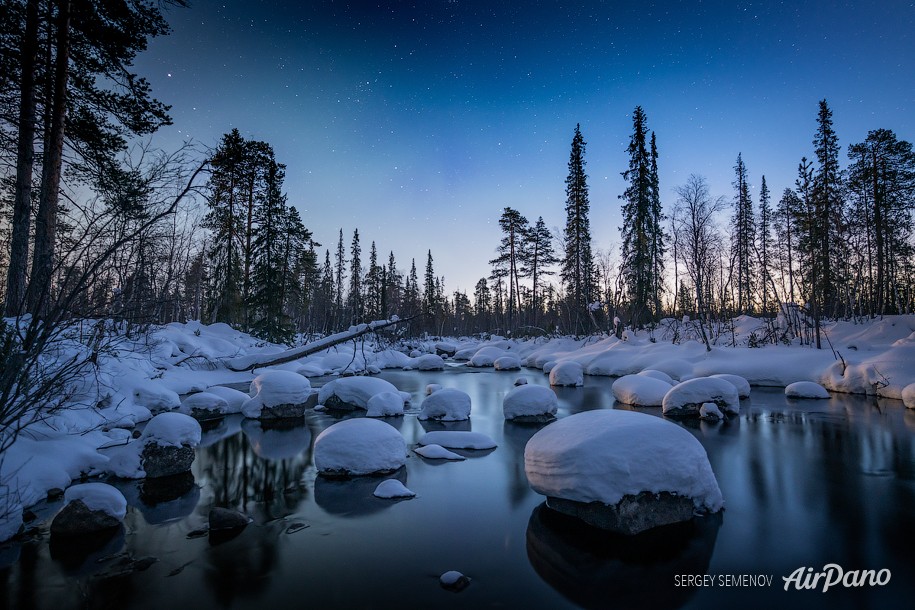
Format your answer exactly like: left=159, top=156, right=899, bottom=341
left=503, top=385, right=558, bottom=421
left=203, top=385, right=249, bottom=413
left=611, top=375, right=672, bottom=407
left=468, top=346, right=506, bottom=367
left=318, top=377, right=408, bottom=411
left=406, top=354, right=445, bottom=371
left=524, top=409, right=723, bottom=534
left=50, top=482, right=127, bottom=536
left=710, top=373, right=751, bottom=399
left=785, top=381, right=830, bottom=399
left=549, top=361, right=584, bottom=387
left=131, top=380, right=180, bottom=413
left=661, top=377, right=740, bottom=418
left=904, top=383, right=915, bottom=409
left=107, top=412, right=201, bottom=479
left=418, top=388, right=471, bottom=421
left=314, top=418, right=406, bottom=477
left=242, top=370, right=315, bottom=419
left=366, top=391, right=406, bottom=417
left=494, top=355, right=522, bottom=371
left=178, top=391, right=229, bottom=421
left=637, top=369, right=675, bottom=385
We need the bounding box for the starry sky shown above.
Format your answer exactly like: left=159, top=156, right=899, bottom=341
left=134, top=0, right=914, bottom=294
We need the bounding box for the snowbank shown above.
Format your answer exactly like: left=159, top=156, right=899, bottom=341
left=524, top=409, right=723, bottom=511
left=314, top=419, right=406, bottom=476
left=419, top=388, right=471, bottom=421
left=503, top=385, right=558, bottom=420
left=611, top=375, right=672, bottom=407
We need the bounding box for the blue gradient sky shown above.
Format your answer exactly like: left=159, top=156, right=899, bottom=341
left=135, top=0, right=914, bottom=294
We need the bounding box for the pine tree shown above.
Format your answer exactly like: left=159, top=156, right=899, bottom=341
left=489, top=207, right=529, bottom=330
left=386, top=251, right=402, bottom=317
left=348, top=229, right=363, bottom=324
left=524, top=216, right=559, bottom=325
left=561, top=123, right=595, bottom=333
left=404, top=258, right=420, bottom=316
left=249, top=153, right=289, bottom=340
left=730, top=153, right=756, bottom=313
left=620, top=108, right=664, bottom=328
left=364, top=241, right=382, bottom=320
left=648, top=132, right=666, bottom=320
left=473, top=278, right=491, bottom=331
left=334, top=229, right=346, bottom=327
left=318, top=249, right=335, bottom=331
left=757, top=175, right=773, bottom=313
left=812, top=99, right=842, bottom=321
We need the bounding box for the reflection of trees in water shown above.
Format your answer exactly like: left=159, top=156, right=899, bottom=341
left=526, top=503, right=720, bottom=610
left=196, top=419, right=315, bottom=520
left=203, top=533, right=279, bottom=607
left=502, top=420, right=549, bottom=508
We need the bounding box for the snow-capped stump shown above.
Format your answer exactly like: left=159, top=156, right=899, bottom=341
left=785, top=381, right=830, bottom=399
left=51, top=483, right=127, bottom=537
left=710, top=374, right=751, bottom=399
left=319, top=376, right=408, bottom=411
left=514, top=377, right=528, bottom=386
left=314, top=418, right=407, bottom=477
left=662, top=377, right=740, bottom=418
left=373, top=479, right=416, bottom=499
left=503, top=385, right=558, bottom=422
left=178, top=392, right=229, bottom=421
left=419, top=388, right=471, bottom=421
left=417, top=431, right=497, bottom=450
left=611, top=375, right=672, bottom=407
left=699, top=402, right=723, bottom=421
left=440, top=570, right=471, bottom=592
left=203, top=386, right=249, bottom=413
left=132, top=380, right=180, bottom=413
left=903, top=383, right=915, bottom=409
left=494, top=355, right=522, bottom=371
left=411, top=354, right=445, bottom=371
left=468, top=346, right=505, bottom=367
left=108, top=412, right=202, bottom=479
left=242, top=370, right=316, bottom=420
left=414, top=444, right=466, bottom=460
left=524, top=410, right=723, bottom=535
left=366, top=391, right=406, bottom=417
left=425, top=383, right=442, bottom=395
left=549, top=361, right=584, bottom=387
left=637, top=369, right=675, bottom=385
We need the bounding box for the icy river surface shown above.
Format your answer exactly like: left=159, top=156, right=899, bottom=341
left=4, top=367, right=915, bottom=609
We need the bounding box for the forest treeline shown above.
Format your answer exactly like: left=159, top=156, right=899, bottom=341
left=1, top=0, right=913, bottom=349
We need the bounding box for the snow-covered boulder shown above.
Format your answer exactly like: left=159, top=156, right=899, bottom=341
left=314, top=419, right=407, bottom=477
left=612, top=375, right=672, bottom=407
left=904, top=383, right=915, bottom=409
left=178, top=392, right=229, bottom=421
left=425, top=383, right=442, bottom=395
left=637, top=369, right=675, bottom=385
left=419, top=388, right=471, bottom=421
left=204, top=386, right=249, bottom=413
left=417, top=431, right=497, bottom=450
left=524, top=409, right=723, bottom=534
left=242, top=371, right=315, bottom=420
left=503, top=385, right=558, bottom=421
left=699, top=402, right=723, bottom=421
left=366, top=392, right=406, bottom=417
left=373, top=479, right=415, bottom=499
left=319, top=377, right=408, bottom=411
left=549, top=361, right=584, bottom=387
left=409, top=354, right=445, bottom=371
left=514, top=377, right=528, bottom=386
left=414, top=444, right=466, bottom=460
left=435, top=342, right=459, bottom=357
left=785, top=381, right=830, bottom=399
left=50, top=483, right=127, bottom=537
left=710, top=374, right=751, bottom=399
left=440, top=570, right=471, bottom=592
left=494, top=355, right=522, bottom=371
left=131, top=380, right=180, bottom=413
left=468, top=346, right=505, bottom=367
left=662, top=377, right=740, bottom=418
left=108, top=412, right=201, bottom=479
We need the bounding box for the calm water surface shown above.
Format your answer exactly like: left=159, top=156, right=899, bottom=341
left=3, top=367, right=915, bottom=610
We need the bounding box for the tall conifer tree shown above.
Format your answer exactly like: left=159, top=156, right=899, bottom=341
left=561, top=123, right=595, bottom=333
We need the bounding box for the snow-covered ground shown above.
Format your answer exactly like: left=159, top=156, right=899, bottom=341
left=2, top=314, right=915, bottom=541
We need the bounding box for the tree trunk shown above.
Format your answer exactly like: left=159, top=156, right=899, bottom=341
left=4, top=0, right=40, bottom=317
left=27, top=0, right=69, bottom=317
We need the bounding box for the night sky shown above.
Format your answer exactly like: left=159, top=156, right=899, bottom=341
left=134, top=0, right=914, bottom=294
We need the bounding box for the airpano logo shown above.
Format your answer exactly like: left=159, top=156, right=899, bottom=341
left=782, top=564, right=891, bottom=592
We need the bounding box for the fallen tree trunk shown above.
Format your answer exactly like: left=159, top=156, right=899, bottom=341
left=222, top=316, right=416, bottom=372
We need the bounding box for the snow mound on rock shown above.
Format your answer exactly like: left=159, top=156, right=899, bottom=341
left=314, top=419, right=406, bottom=476
left=407, top=354, right=445, bottom=371
left=612, top=375, right=672, bottom=407
left=178, top=392, right=229, bottom=417
left=637, top=369, right=675, bottom=385
left=549, top=361, right=583, bottom=387
left=524, top=409, right=723, bottom=511
left=132, top=380, right=180, bottom=413
left=785, top=381, right=830, bottom=399
left=318, top=376, right=405, bottom=410
left=204, top=386, right=249, bottom=413
left=904, top=383, right=915, bottom=409
left=700, top=402, right=723, bottom=421
left=373, top=479, right=415, bottom=499
left=418, top=388, right=471, bottom=421
left=414, top=444, right=466, bottom=460
left=63, top=482, right=127, bottom=521
left=710, top=373, right=751, bottom=399
left=242, top=370, right=313, bottom=418
left=366, top=391, right=406, bottom=417
left=417, top=431, right=497, bottom=450
left=494, top=355, right=521, bottom=371
left=503, top=385, right=558, bottom=420
left=662, top=377, right=740, bottom=416
left=468, top=346, right=505, bottom=367
left=141, top=412, right=202, bottom=448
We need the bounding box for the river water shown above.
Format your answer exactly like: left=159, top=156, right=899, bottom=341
left=3, top=367, right=915, bottom=609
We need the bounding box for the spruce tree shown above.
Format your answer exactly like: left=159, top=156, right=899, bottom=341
left=524, top=216, right=559, bottom=326
left=812, top=99, right=842, bottom=320
left=757, top=175, right=773, bottom=313
left=348, top=229, right=363, bottom=323
left=334, top=229, right=346, bottom=327
left=731, top=153, right=756, bottom=313
left=561, top=123, right=595, bottom=333
left=489, top=207, right=529, bottom=330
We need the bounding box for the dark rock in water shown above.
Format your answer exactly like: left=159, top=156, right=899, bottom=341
left=285, top=522, right=309, bottom=534
left=440, top=570, right=471, bottom=592
left=132, top=429, right=142, bottom=439
left=141, top=444, right=195, bottom=479
left=545, top=491, right=697, bottom=536
left=507, top=413, right=556, bottom=424
left=22, top=509, right=37, bottom=523
left=322, top=394, right=359, bottom=411
left=209, top=507, right=250, bottom=532
left=257, top=392, right=317, bottom=420
left=186, top=528, right=209, bottom=539
left=51, top=500, right=121, bottom=537
left=140, top=471, right=196, bottom=504
left=47, top=487, right=64, bottom=501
